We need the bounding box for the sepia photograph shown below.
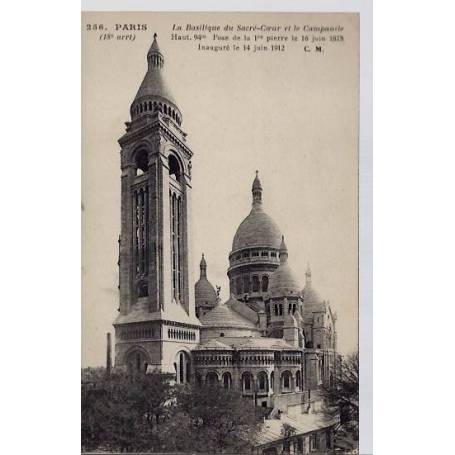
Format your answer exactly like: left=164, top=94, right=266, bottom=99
left=82, top=10, right=360, bottom=454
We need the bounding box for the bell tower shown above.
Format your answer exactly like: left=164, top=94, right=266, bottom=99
left=113, top=35, right=200, bottom=378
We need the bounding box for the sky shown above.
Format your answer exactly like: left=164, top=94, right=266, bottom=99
left=82, top=12, right=359, bottom=367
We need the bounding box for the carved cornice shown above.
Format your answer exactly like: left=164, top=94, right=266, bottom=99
left=118, top=117, right=193, bottom=160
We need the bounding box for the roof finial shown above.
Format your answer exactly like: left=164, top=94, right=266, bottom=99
left=147, top=32, right=164, bottom=69
left=279, top=235, right=288, bottom=263
left=200, top=253, right=207, bottom=278
left=305, top=262, right=312, bottom=284
left=252, top=170, right=262, bottom=206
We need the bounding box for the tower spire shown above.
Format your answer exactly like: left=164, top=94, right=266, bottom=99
left=279, top=235, right=288, bottom=263
left=305, top=262, right=312, bottom=284
left=147, top=33, right=164, bottom=68
left=252, top=170, right=263, bottom=206
left=200, top=253, right=207, bottom=278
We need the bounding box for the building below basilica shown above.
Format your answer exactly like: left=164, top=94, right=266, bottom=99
left=112, top=34, right=340, bottom=454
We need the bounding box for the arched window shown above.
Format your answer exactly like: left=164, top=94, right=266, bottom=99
left=135, top=149, right=148, bottom=175
left=236, top=277, right=242, bottom=294
left=243, top=275, right=250, bottom=293
left=206, top=371, right=219, bottom=385
left=175, top=351, right=190, bottom=384
left=223, top=372, right=232, bottom=389
left=257, top=372, right=268, bottom=392
left=126, top=349, right=149, bottom=375
left=261, top=276, right=269, bottom=292
left=168, top=154, right=181, bottom=182
left=242, top=372, right=252, bottom=391
left=282, top=371, right=291, bottom=390
left=137, top=280, right=148, bottom=297
left=270, top=371, right=274, bottom=390
left=296, top=370, right=301, bottom=390
left=252, top=276, right=260, bottom=292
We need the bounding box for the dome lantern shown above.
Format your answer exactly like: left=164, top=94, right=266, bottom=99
left=279, top=235, right=289, bottom=263
left=252, top=170, right=263, bottom=205
left=195, top=253, right=217, bottom=317
left=199, top=253, right=207, bottom=278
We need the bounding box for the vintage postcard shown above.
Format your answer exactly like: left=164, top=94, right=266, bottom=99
left=82, top=9, right=366, bottom=454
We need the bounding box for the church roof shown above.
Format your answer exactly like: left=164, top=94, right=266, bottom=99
left=195, top=336, right=300, bottom=351
left=195, top=253, right=217, bottom=306
left=194, top=339, right=231, bottom=350
left=133, top=34, right=179, bottom=108
left=199, top=295, right=259, bottom=331
left=195, top=278, right=217, bottom=305
left=269, top=237, right=302, bottom=297
left=254, top=413, right=339, bottom=447
left=301, top=265, right=322, bottom=306
left=232, top=205, right=282, bottom=251
left=231, top=172, right=282, bottom=252
left=301, top=283, right=322, bottom=305
left=233, top=337, right=299, bottom=351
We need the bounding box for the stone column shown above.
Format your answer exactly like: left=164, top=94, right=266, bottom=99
left=119, top=162, right=136, bottom=315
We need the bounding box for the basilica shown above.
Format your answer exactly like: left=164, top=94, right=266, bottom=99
left=113, top=34, right=338, bottom=453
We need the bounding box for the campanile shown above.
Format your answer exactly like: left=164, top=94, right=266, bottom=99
left=114, top=35, right=199, bottom=378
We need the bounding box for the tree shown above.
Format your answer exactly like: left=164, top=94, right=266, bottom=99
left=81, top=369, right=175, bottom=453
left=281, top=423, right=297, bottom=454
left=81, top=370, right=263, bottom=453
left=322, top=352, right=359, bottom=452
left=174, top=383, right=262, bottom=453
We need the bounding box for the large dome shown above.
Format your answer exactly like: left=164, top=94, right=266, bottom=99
left=232, top=204, right=282, bottom=251
left=231, top=172, right=282, bottom=252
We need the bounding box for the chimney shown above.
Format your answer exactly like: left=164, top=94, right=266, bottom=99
left=106, top=333, right=112, bottom=377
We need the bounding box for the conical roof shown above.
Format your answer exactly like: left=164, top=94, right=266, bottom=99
left=133, top=34, right=180, bottom=111
left=269, top=237, right=301, bottom=297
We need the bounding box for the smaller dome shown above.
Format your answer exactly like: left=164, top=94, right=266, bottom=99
left=195, top=254, right=217, bottom=308
left=195, top=279, right=217, bottom=305
left=301, top=265, right=322, bottom=305
left=301, top=284, right=321, bottom=305
left=269, top=236, right=301, bottom=297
